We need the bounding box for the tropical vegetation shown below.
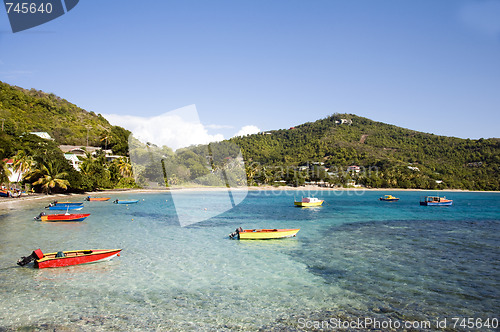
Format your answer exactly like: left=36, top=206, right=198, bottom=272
left=1, top=81, right=498, bottom=193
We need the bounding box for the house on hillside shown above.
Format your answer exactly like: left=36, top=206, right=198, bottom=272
left=347, top=165, right=360, bottom=173
left=64, top=154, right=81, bottom=171
left=335, top=119, right=352, bottom=125
left=59, top=145, right=101, bottom=156
left=59, top=145, right=120, bottom=170
left=29, top=132, right=53, bottom=140
left=346, top=179, right=362, bottom=188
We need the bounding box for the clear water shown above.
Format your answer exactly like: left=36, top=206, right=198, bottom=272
left=0, top=190, right=498, bottom=331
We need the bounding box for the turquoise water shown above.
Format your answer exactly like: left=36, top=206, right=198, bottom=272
left=0, top=190, right=499, bottom=331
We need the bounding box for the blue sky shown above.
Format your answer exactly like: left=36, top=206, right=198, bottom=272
left=1, top=0, right=499, bottom=146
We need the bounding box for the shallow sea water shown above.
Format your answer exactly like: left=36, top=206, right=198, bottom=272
left=0, top=190, right=498, bottom=331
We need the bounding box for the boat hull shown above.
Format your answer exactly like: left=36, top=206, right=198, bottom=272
left=420, top=201, right=452, bottom=206
left=46, top=206, right=83, bottom=211
left=380, top=198, right=399, bottom=201
left=238, top=229, right=300, bottom=240
left=35, top=249, right=121, bottom=268
left=114, top=200, right=139, bottom=204
left=54, top=202, right=83, bottom=206
left=420, top=196, right=453, bottom=206
left=86, top=197, right=110, bottom=201
left=40, top=214, right=90, bottom=222
left=294, top=201, right=323, bottom=207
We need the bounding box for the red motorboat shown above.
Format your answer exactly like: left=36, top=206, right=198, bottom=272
left=17, top=249, right=121, bottom=268
left=34, top=212, right=90, bottom=222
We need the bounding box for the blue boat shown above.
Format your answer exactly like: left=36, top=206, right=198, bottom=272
left=50, top=201, right=83, bottom=206
left=113, top=199, right=139, bottom=205
left=45, top=205, right=84, bottom=211
left=420, top=196, right=453, bottom=206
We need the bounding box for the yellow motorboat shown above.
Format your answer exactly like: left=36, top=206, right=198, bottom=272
left=379, top=194, right=399, bottom=201
left=294, top=197, right=323, bottom=207
left=229, top=227, right=300, bottom=240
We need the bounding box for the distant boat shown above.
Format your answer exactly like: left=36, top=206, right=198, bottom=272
left=17, top=249, right=121, bottom=269
left=45, top=205, right=83, bottom=211
left=34, top=212, right=90, bottom=222
left=113, top=199, right=139, bottom=204
left=379, top=194, right=399, bottom=201
left=50, top=201, right=84, bottom=206
left=294, top=197, right=323, bottom=207
left=420, top=196, right=453, bottom=206
left=229, top=227, right=300, bottom=240
left=85, top=197, right=110, bottom=201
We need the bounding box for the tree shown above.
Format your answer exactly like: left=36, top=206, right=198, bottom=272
left=27, top=161, right=70, bottom=194
left=115, top=157, right=133, bottom=178
left=12, top=150, right=35, bottom=183
left=0, top=159, right=11, bottom=185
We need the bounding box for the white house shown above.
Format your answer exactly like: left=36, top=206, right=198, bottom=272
left=29, top=132, right=53, bottom=140
left=64, top=153, right=81, bottom=171
left=347, top=165, right=361, bottom=173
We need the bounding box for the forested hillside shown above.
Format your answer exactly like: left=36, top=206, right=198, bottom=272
left=229, top=114, right=500, bottom=190
left=1, top=81, right=498, bottom=192
left=0, top=81, right=134, bottom=193
left=0, top=81, right=129, bottom=155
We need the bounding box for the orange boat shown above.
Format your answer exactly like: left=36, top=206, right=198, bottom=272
left=85, top=196, right=110, bottom=201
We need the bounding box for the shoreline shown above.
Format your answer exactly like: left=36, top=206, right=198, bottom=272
left=0, top=186, right=498, bottom=206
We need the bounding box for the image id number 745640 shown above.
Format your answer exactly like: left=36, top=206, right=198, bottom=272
left=451, top=318, right=498, bottom=329
left=5, top=2, right=53, bottom=14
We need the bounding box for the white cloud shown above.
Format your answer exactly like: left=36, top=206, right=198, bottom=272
left=103, top=105, right=224, bottom=150
left=206, top=124, right=234, bottom=129
left=234, top=125, right=260, bottom=137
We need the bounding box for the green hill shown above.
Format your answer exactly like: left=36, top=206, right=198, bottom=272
left=1, top=81, right=498, bottom=191
left=0, top=80, right=129, bottom=155
left=228, top=114, right=500, bottom=190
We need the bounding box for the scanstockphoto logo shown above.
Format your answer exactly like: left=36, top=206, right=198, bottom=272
left=4, top=0, right=79, bottom=33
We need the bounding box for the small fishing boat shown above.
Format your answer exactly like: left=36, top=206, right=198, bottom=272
left=379, top=194, right=399, bottom=201
left=229, top=227, right=300, bottom=240
left=113, top=199, right=139, bottom=204
left=34, top=212, right=90, bottom=222
left=84, top=196, right=110, bottom=201
left=17, top=248, right=121, bottom=269
left=50, top=200, right=84, bottom=206
left=420, top=196, right=453, bottom=206
left=45, top=205, right=83, bottom=211
left=294, top=197, right=323, bottom=207
left=0, top=189, right=10, bottom=197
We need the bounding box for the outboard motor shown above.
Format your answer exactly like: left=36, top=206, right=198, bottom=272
left=34, top=212, right=46, bottom=220
left=17, top=249, right=44, bottom=266
left=84, top=196, right=90, bottom=201
left=229, top=227, right=243, bottom=239
left=113, top=199, right=118, bottom=204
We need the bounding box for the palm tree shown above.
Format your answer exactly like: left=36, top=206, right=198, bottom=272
left=0, top=159, right=11, bottom=186
left=116, top=157, right=133, bottom=178
left=27, top=161, right=70, bottom=194
left=12, top=150, right=35, bottom=183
